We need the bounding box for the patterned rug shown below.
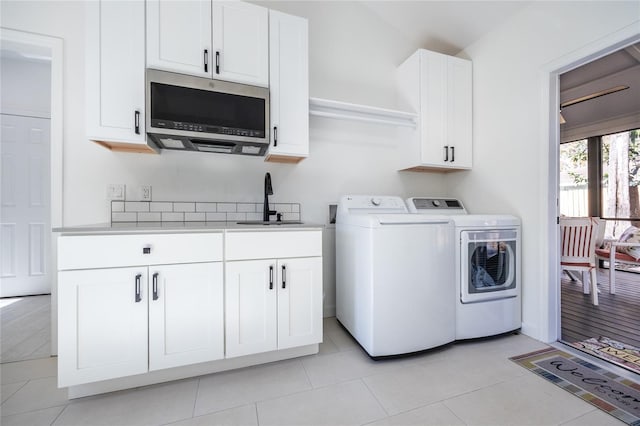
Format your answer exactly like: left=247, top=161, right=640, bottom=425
left=569, top=337, right=640, bottom=375
left=510, top=347, right=640, bottom=425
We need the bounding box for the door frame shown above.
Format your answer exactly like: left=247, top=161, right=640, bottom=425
left=543, top=24, right=640, bottom=343
left=0, top=28, right=64, bottom=354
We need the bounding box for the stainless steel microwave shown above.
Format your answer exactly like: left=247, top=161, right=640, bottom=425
left=145, top=69, right=270, bottom=156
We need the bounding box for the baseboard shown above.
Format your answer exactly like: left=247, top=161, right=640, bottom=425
left=67, top=344, right=318, bottom=399
left=323, top=303, right=336, bottom=318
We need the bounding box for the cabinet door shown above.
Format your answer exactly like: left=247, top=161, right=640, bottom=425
left=86, top=0, right=146, bottom=145
left=419, top=51, right=448, bottom=167
left=212, top=1, right=268, bottom=86
left=58, top=268, right=148, bottom=387
left=277, top=257, right=323, bottom=349
left=148, top=262, right=224, bottom=371
left=267, top=10, right=309, bottom=162
left=147, top=0, right=212, bottom=78
left=447, top=57, right=472, bottom=168
left=225, top=259, right=277, bottom=357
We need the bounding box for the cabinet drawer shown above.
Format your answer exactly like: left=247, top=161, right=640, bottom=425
left=59, top=233, right=223, bottom=270
left=225, top=230, right=321, bottom=260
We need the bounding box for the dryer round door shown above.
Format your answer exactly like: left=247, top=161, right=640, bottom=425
left=460, top=229, right=519, bottom=303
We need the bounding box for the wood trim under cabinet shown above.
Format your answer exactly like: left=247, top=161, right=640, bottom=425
left=400, top=165, right=470, bottom=173
left=93, top=140, right=159, bottom=154
left=265, top=154, right=306, bottom=164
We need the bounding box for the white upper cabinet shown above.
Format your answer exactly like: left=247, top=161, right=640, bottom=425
left=146, top=0, right=213, bottom=78
left=266, top=10, right=309, bottom=163
left=86, top=0, right=151, bottom=152
left=397, top=49, right=472, bottom=171
left=213, top=1, right=269, bottom=86
left=147, top=0, right=268, bottom=86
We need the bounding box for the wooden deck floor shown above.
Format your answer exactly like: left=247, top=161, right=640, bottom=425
left=561, top=268, right=640, bottom=348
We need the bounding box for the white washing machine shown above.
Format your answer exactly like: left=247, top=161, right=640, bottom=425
left=407, top=197, right=522, bottom=340
left=336, top=195, right=455, bottom=358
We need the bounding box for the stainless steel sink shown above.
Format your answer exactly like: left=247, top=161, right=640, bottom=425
left=236, top=220, right=303, bottom=226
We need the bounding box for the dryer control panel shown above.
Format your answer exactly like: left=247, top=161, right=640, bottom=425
left=407, top=197, right=467, bottom=214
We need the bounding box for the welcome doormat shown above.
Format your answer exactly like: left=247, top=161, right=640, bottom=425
left=510, top=347, right=640, bottom=425
left=569, top=337, right=640, bottom=375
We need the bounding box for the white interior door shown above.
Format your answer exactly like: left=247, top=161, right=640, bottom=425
left=1, top=114, right=51, bottom=297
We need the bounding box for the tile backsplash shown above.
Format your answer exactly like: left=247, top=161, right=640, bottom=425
left=111, top=201, right=301, bottom=223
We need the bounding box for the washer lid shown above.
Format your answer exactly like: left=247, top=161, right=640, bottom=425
left=339, top=213, right=452, bottom=227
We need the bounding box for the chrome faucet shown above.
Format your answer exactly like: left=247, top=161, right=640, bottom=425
left=263, top=172, right=277, bottom=222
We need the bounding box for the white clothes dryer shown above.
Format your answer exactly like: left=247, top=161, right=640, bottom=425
left=407, top=197, right=522, bottom=340
left=336, top=195, right=455, bottom=357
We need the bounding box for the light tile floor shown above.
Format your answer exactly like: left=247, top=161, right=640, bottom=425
left=0, top=317, right=625, bottom=425
left=1, top=295, right=51, bottom=363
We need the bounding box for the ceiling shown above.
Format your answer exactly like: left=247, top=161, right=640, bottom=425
left=360, top=1, right=531, bottom=55
left=560, top=43, right=640, bottom=132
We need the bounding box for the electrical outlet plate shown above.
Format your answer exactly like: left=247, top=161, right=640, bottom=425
left=139, top=185, right=152, bottom=201
left=107, top=184, right=125, bottom=200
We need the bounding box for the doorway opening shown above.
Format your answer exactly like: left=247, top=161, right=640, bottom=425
left=557, top=42, right=640, bottom=374
left=0, top=29, right=63, bottom=362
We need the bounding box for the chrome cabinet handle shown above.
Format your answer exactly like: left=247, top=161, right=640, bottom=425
left=444, top=146, right=449, bottom=162
left=273, top=126, right=278, bottom=147
left=282, top=265, right=286, bottom=289
left=135, top=274, right=142, bottom=303
left=269, top=265, right=274, bottom=290
left=215, top=51, right=220, bottom=74
left=204, top=49, right=208, bottom=73
left=152, top=272, right=159, bottom=301
left=450, top=146, right=455, bottom=162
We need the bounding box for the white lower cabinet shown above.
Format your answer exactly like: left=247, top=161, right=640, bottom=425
left=148, top=262, right=224, bottom=371
left=58, top=262, right=223, bottom=387
left=225, top=259, right=277, bottom=357
left=276, top=257, right=323, bottom=350
left=225, top=256, right=322, bottom=358
left=58, top=267, right=149, bottom=387
left=57, top=229, right=322, bottom=392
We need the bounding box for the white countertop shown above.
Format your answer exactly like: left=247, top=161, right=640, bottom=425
left=54, top=221, right=324, bottom=235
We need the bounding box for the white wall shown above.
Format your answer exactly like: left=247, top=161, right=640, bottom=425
left=0, top=56, right=51, bottom=118
left=1, top=1, right=448, bottom=317
left=450, top=1, right=640, bottom=341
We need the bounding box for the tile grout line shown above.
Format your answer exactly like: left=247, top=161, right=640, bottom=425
left=254, top=402, right=260, bottom=426
left=49, top=403, right=70, bottom=426
left=190, top=377, right=201, bottom=418
left=0, top=379, right=29, bottom=403
left=359, top=377, right=390, bottom=419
